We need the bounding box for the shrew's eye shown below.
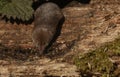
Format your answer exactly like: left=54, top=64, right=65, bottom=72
left=43, top=42, right=46, bottom=45
left=40, top=41, right=46, bottom=46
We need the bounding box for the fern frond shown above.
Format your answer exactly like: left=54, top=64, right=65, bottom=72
left=0, top=0, right=34, bottom=21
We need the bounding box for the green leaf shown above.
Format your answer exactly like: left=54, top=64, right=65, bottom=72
left=0, top=0, right=34, bottom=21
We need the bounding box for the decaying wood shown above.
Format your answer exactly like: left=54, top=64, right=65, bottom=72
left=0, top=59, right=79, bottom=77
left=0, top=1, right=120, bottom=76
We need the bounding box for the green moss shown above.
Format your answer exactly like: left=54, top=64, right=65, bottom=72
left=74, top=50, right=114, bottom=76
left=74, top=37, right=120, bottom=76
left=105, top=38, right=120, bottom=56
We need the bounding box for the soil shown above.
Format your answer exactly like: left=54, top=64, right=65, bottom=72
left=0, top=0, right=120, bottom=76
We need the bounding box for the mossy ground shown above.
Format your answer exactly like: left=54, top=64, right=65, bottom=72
left=74, top=37, right=120, bottom=77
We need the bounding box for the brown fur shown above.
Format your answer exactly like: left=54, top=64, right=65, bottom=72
left=32, top=2, right=64, bottom=54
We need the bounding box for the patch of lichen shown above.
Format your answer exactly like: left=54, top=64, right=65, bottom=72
left=74, top=37, right=120, bottom=76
